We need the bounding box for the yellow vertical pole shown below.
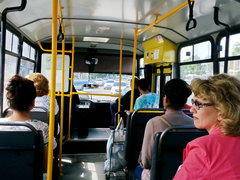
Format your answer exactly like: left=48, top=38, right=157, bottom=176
left=67, top=36, right=75, bottom=139
left=130, top=28, right=138, bottom=112
left=58, top=24, right=65, bottom=175
left=117, top=39, right=123, bottom=124
left=47, top=0, right=58, bottom=179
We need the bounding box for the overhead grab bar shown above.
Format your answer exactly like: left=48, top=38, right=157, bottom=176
left=213, top=7, right=230, bottom=30
left=213, top=6, right=230, bottom=73
left=186, top=0, right=197, bottom=31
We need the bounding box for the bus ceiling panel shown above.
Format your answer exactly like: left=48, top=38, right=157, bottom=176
left=20, top=19, right=147, bottom=44
left=60, top=0, right=187, bottom=23
left=0, top=0, right=52, bottom=26
left=72, top=42, right=144, bottom=55
left=1, top=0, right=240, bottom=46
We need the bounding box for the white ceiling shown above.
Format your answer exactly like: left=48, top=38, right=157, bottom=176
left=1, top=0, right=240, bottom=54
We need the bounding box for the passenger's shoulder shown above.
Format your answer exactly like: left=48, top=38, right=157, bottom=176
left=27, top=119, right=48, bottom=129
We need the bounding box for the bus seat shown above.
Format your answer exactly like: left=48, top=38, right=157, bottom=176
left=125, top=108, right=165, bottom=172
left=31, top=106, right=49, bottom=124
left=182, top=109, right=193, bottom=117
left=0, top=122, right=44, bottom=180
left=150, top=126, right=208, bottom=180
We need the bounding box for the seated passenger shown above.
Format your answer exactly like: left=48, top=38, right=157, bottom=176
left=0, top=75, right=49, bottom=172
left=173, top=74, right=240, bottom=179
left=26, top=73, right=59, bottom=115
left=110, top=77, right=140, bottom=125
left=135, top=79, right=193, bottom=180
left=27, top=73, right=60, bottom=135
left=133, top=78, right=159, bottom=110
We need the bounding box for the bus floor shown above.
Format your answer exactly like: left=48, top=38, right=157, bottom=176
left=60, top=153, right=106, bottom=180
left=63, top=128, right=111, bottom=154
left=60, top=128, right=110, bottom=180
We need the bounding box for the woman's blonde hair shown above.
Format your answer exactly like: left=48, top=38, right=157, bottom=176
left=26, top=73, right=49, bottom=96
left=191, top=74, right=240, bottom=136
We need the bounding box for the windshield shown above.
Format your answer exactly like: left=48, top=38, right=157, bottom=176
left=74, top=72, right=132, bottom=102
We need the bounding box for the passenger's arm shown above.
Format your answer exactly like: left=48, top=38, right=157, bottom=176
left=139, top=120, right=154, bottom=169
left=173, top=142, right=208, bottom=180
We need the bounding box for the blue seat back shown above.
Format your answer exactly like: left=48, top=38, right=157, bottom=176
left=125, top=108, right=165, bottom=170
left=0, top=122, right=44, bottom=180
left=150, top=126, right=208, bottom=180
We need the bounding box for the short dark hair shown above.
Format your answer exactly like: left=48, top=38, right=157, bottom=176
left=164, top=79, right=191, bottom=110
left=138, top=78, right=149, bottom=91
left=6, top=75, right=36, bottom=111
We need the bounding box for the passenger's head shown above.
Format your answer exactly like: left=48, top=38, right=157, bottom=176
left=163, top=79, right=191, bottom=110
left=190, top=74, right=240, bottom=136
left=130, top=77, right=139, bottom=89
left=6, top=75, right=36, bottom=112
left=138, top=78, right=149, bottom=92
left=26, top=73, right=49, bottom=96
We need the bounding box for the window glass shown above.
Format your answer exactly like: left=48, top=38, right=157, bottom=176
left=229, top=34, right=240, bottom=57
left=30, top=47, right=36, bottom=60
left=73, top=73, right=132, bottom=102
left=139, top=58, right=145, bottom=68
left=5, top=30, right=12, bottom=51
left=220, top=34, right=240, bottom=58
left=180, top=41, right=211, bottom=62
left=180, top=63, right=213, bottom=85
left=12, top=35, right=19, bottom=54
left=139, top=69, right=145, bottom=79
left=156, top=75, right=160, bottom=97
left=22, top=42, right=30, bottom=58
left=180, top=46, right=192, bottom=62
left=227, top=60, right=240, bottom=78
left=19, top=59, right=35, bottom=77
left=193, top=41, right=211, bottom=61
left=219, top=61, right=224, bottom=74
left=3, top=54, right=18, bottom=110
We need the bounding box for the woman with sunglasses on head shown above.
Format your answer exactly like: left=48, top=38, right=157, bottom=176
left=174, top=74, right=240, bottom=180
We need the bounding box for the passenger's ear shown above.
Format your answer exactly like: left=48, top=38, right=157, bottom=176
left=164, top=96, right=169, bottom=108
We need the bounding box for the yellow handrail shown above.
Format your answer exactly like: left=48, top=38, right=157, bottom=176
left=38, top=41, right=72, bottom=53
left=67, top=36, right=75, bottom=140
left=130, top=0, right=193, bottom=111
left=47, top=0, right=58, bottom=179
left=117, top=38, right=123, bottom=124
left=58, top=24, right=65, bottom=175
left=130, top=28, right=138, bottom=112
left=137, top=0, right=194, bottom=36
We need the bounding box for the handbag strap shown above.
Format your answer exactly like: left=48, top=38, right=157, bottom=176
left=158, top=116, right=172, bottom=127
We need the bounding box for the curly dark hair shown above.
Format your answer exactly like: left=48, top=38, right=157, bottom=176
left=164, top=79, right=191, bottom=110
left=6, top=75, right=36, bottom=111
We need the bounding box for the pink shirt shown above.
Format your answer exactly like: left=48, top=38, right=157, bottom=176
left=174, top=128, right=240, bottom=180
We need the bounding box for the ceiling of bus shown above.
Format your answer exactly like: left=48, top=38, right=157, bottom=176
left=1, top=0, right=240, bottom=55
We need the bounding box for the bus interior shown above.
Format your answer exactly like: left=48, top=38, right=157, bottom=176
left=1, top=0, right=240, bottom=179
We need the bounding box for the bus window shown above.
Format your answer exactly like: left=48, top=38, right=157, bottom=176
left=180, top=63, right=213, bottom=84
left=220, top=33, right=240, bottom=58
left=19, top=59, right=35, bottom=77
left=41, top=53, right=70, bottom=92
left=22, top=42, right=31, bottom=58
left=219, top=33, right=240, bottom=78
left=139, top=58, right=145, bottom=79
left=5, top=30, right=12, bottom=52
left=180, top=41, right=211, bottom=63
left=3, top=55, right=18, bottom=110
left=228, top=60, right=240, bottom=78
left=74, top=72, right=132, bottom=102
